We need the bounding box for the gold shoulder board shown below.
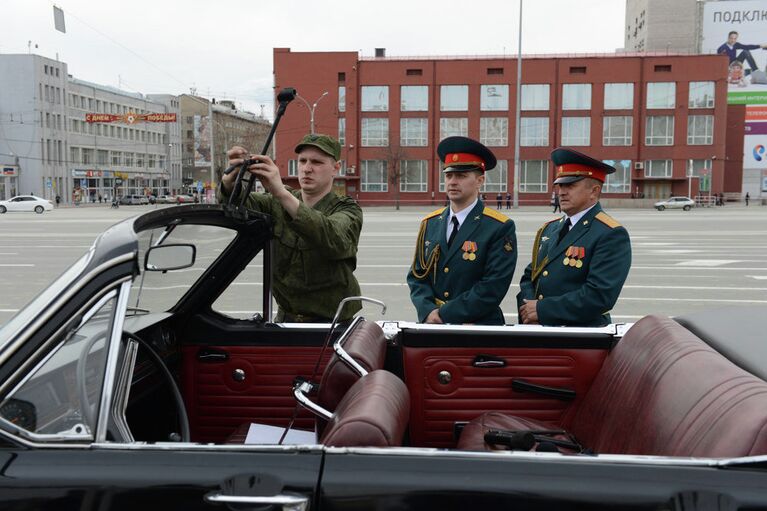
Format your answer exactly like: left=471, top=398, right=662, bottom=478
left=482, top=207, right=509, bottom=223
left=423, top=207, right=446, bottom=221
left=595, top=211, right=621, bottom=229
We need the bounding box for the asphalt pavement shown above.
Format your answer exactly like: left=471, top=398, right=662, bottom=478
left=1, top=202, right=766, bottom=325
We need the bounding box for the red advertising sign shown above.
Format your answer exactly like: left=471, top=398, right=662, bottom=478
left=85, top=113, right=177, bottom=124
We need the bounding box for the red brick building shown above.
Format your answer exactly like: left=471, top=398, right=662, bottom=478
left=273, top=48, right=735, bottom=205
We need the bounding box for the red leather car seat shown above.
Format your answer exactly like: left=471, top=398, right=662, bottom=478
left=321, top=370, right=410, bottom=447
left=458, top=315, right=767, bottom=457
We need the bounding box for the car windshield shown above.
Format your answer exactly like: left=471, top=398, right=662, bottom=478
left=0, top=251, right=92, bottom=349
left=128, top=223, right=238, bottom=314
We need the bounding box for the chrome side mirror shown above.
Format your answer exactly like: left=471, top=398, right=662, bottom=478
left=144, top=244, right=196, bottom=271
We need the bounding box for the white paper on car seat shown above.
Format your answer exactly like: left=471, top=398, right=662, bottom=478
left=244, top=423, right=317, bottom=444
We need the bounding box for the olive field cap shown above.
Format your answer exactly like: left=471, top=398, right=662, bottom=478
left=437, top=136, right=497, bottom=173
left=294, top=133, right=341, bottom=160
left=552, top=147, right=616, bottom=185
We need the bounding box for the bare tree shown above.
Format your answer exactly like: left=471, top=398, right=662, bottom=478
left=381, top=143, right=410, bottom=210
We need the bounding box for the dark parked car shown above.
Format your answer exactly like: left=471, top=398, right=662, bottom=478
left=0, top=204, right=765, bottom=510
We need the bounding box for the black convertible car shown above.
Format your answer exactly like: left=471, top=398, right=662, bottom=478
left=0, top=204, right=766, bottom=510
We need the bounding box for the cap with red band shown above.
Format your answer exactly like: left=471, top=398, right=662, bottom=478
left=552, top=147, right=615, bottom=185
left=437, top=136, right=497, bottom=174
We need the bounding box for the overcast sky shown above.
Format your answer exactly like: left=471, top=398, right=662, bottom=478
left=2, top=0, right=626, bottom=115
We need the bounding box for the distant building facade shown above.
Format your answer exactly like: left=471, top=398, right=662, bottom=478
left=273, top=48, right=731, bottom=205
left=625, top=0, right=700, bottom=53
left=179, top=95, right=272, bottom=196
left=0, top=54, right=182, bottom=203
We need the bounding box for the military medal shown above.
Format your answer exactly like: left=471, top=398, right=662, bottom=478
left=576, top=247, right=585, bottom=268
left=462, top=241, right=478, bottom=261
left=563, top=246, right=572, bottom=266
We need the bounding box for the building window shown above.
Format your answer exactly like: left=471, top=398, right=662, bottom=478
left=603, top=160, right=632, bottom=193
left=361, top=160, right=387, bottom=192
left=401, top=86, right=428, bottom=111
left=97, top=150, right=109, bottom=166
left=604, top=83, right=634, bottom=109
left=688, top=159, right=712, bottom=191
left=482, top=160, right=508, bottom=193
left=645, top=116, right=674, bottom=145
left=602, top=116, right=633, bottom=146
left=687, top=115, right=714, bottom=145
left=111, top=151, right=122, bottom=166
left=562, top=83, right=591, bottom=110
left=400, top=160, right=428, bottom=192
left=361, top=118, right=389, bottom=146
left=125, top=153, right=134, bottom=167
left=645, top=159, right=672, bottom=178
left=439, top=117, right=468, bottom=140
left=647, top=82, right=675, bottom=109
left=520, top=160, right=548, bottom=193
left=338, top=160, right=347, bottom=176
left=480, top=85, right=509, bottom=111
left=689, top=81, right=715, bottom=108
left=561, top=117, right=591, bottom=146
left=338, top=86, right=346, bottom=112
left=521, top=84, right=550, bottom=111
left=338, top=118, right=346, bottom=146
left=440, top=85, right=468, bottom=111
left=400, top=118, right=428, bottom=146
left=288, top=159, right=298, bottom=177
left=520, top=117, right=549, bottom=147
left=479, top=117, right=508, bottom=146
left=361, top=86, right=388, bottom=111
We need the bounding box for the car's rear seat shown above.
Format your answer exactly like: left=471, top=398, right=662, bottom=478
left=458, top=315, right=767, bottom=457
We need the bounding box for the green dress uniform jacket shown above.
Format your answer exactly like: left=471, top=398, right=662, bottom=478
left=517, top=203, right=631, bottom=327
left=219, top=186, right=363, bottom=320
left=407, top=200, right=517, bottom=325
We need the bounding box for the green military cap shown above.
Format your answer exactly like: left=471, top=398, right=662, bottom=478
left=295, top=133, right=341, bottom=161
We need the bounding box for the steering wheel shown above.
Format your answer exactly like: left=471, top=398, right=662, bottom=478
left=123, top=332, right=190, bottom=442
left=76, top=331, right=190, bottom=442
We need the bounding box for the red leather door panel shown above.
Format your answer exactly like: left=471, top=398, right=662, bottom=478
left=182, top=345, right=330, bottom=443
left=403, top=347, right=607, bottom=448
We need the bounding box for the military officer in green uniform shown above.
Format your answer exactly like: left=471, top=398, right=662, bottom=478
left=220, top=134, right=362, bottom=322
left=517, top=148, right=631, bottom=327
left=407, top=136, right=517, bottom=325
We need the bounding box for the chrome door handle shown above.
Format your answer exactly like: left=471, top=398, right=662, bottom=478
left=204, top=492, right=308, bottom=511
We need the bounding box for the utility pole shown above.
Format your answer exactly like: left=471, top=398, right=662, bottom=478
left=512, top=0, right=523, bottom=208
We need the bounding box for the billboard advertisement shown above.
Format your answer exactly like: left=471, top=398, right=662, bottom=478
left=702, top=0, right=767, bottom=105
left=743, top=134, right=767, bottom=168
left=194, top=115, right=211, bottom=168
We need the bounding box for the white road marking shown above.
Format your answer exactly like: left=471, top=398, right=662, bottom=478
left=675, top=260, right=742, bottom=267
left=0, top=309, right=19, bottom=312
left=623, top=285, right=767, bottom=291
left=619, top=297, right=767, bottom=304
left=750, top=276, right=767, bottom=280
left=0, top=264, right=34, bottom=267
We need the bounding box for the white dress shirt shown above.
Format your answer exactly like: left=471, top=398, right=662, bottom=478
left=445, top=198, right=478, bottom=241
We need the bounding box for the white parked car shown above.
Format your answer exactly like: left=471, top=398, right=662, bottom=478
left=654, top=196, right=695, bottom=211
left=0, top=195, right=53, bottom=214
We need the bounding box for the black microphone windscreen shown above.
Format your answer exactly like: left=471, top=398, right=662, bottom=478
left=277, top=88, right=297, bottom=103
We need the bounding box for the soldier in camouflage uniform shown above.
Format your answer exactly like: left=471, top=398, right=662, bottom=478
left=220, top=134, right=362, bottom=322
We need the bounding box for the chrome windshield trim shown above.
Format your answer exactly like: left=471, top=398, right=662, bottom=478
left=112, top=338, right=138, bottom=443
left=96, top=281, right=132, bottom=442
left=0, top=253, right=136, bottom=368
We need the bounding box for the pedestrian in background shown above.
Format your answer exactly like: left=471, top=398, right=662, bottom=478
left=505, top=192, right=511, bottom=209
left=746, top=192, right=750, bottom=206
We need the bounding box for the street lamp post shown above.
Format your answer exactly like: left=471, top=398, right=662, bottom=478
left=512, top=0, right=523, bottom=208
left=295, top=92, right=329, bottom=134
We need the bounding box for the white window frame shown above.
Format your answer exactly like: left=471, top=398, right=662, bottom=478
left=646, top=82, right=676, bottom=109
left=288, top=159, right=298, bottom=177
left=603, top=160, right=632, bottom=194
left=645, top=116, right=674, bottom=146
left=602, top=116, right=633, bottom=146
left=562, top=83, right=592, bottom=110
left=480, top=84, right=509, bottom=111
left=338, top=118, right=346, bottom=146
left=481, top=160, right=508, bottom=193
left=439, top=118, right=468, bottom=140
left=479, top=117, right=508, bottom=147
left=361, top=160, right=388, bottom=192
left=401, top=86, right=428, bottom=111
left=645, top=159, right=673, bottom=178
left=687, top=115, right=714, bottom=145
left=519, top=160, right=549, bottom=193
left=520, top=117, right=549, bottom=147
left=400, top=160, right=428, bottom=192
left=521, top=84, right=550, bottom=111
left=688, top=81, right=715, bottom=109
left=440, top=85, right=469, bottom=111
left=361, top=86, right=389, bottom=112
left=400, top=118, right=428, bottom=147
left=561, top=117, right=591, bottom=146
left=604, top=83, right=634, bottom=110
left=361, top=118, right=389, bottom=147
